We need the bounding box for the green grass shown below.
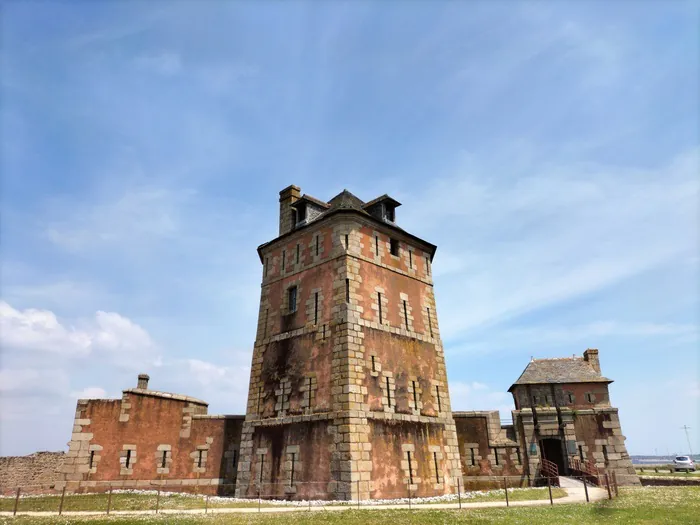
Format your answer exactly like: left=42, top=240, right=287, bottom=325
left=0, top=487, right=564, bottom=513
left=637, top=470, right=699, bottom=477
left=1, top=487, right=698, bottom=524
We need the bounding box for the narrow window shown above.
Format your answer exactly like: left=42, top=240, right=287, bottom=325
left=315, top=235, right=319, bottom=256
left=516, top=447, right=521, bottom=465
left=345, top=234, right=349, bottom=250
left=314, top=292, right=319, bottom=324
left=579, top=445, right=584, bottom=461
left=322, top=324, right=326, bottom=339
left=568, top=392, right=575, bottom=404
left=282, top=250, right=286, bottom=272
left=390, top=238, right=399, bottom=256
left=296, top=244, right=300, bottom=263
left=412, top=380, right=418, bottom=409
left=436, top=385, right=442, bottom=412
left=259, top=454, right=265, bottom=483
left=470, top=448, right=476, bottom=466
left=532, top=396, right=539, bottom=406
left=290, top=452, right=296, bottom=485
left=307, top=377, right=313, bottom=408
left=403, top=300, right=409, bottom=329
left=125, top=450, right=132, bottom=469
left=425, top=256, right=430, bottom=275
left=427, top=307, right=433, bottom=337
left=263, top=308, right=269, bottom=338
left=378, top=293, right=383, bottom=323
left=407, top=451, right=414, bottom=484
left=371, top=355, right=376, bottom=372
left=288, top=286, right=297, bottom=313
left=161, top=450, right=168, bottom=468
left=264, top=257, right=268, bottom=277
left=544, top=394, right=550, bottom=406
left=345, top=279, right=350, bottom=303
left=385, top=376, right=392, bottom=407
left=375, top=235, right=379, bottom=255
left=89, top=450, right=95, bottom=469
left=433, top=452, right=440, bottom=483
left=585, top=392, right=593, bottom=403
left=602, top=445, right=609, bottom=465
left=257, top=386, right=263, bottom=414
left=232, top=450, right=238, bottom=472
left=493, top=448, right=499, bottom=466
left=409, top=250, right=413, bottom=269
left=197, top=450, right=203, bottom=468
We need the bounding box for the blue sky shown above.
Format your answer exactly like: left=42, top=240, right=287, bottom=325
left=1, top=1, right=698, bottom=457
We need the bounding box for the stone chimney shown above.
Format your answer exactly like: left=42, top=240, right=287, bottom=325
left=137, top=373, right=150, bottom=390
left=279, top=185, right=301, bottom=236
left=583, top=349, right=600, bottom=374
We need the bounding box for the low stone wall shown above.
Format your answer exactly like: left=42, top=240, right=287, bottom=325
left=639, top=476, right=700, bottom=487
left=0, top=452, right=66, bottom=492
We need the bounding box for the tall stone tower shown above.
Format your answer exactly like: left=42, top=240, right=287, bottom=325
left=235, top=186, right=461, bottom=500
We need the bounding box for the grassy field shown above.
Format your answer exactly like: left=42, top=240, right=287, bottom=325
left=0, top=487, right=565, bottom=513
left=0, top=487, right=698, bottom=524
left=637, top=470, right=699, bottom=477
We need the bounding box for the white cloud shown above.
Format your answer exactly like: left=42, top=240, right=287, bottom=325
left=449, top=381, right=514, bottom=416
left=0, top=301, right=158, bottom=364
left=70, top=387, right=108, bottom=399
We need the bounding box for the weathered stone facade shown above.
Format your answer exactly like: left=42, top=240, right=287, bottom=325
left=0, top=185, right=639, bottom=495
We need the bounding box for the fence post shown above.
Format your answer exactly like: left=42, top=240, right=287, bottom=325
left=357, top=479, right=360, bottom=509
left=605, top=473, right=612, bottom=500
left=547, top=476, right=553, bottom=506
left=107, top=487, right=112, bottom=515
left=504, top=477, right=509, bottom=507
left=583, top=475, right=589, bottom=503
left=205, top=494, right=209, bottom=514
left=57, top=485, right=67, bottom=515
left=13, top=487, right=20, bottom=516
left=458, top=478, right=461, bottom=509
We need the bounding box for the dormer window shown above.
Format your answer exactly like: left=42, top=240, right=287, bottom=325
left=296, top=203, right=307, bottom=224
left=385, top=204, right=395, bottom=222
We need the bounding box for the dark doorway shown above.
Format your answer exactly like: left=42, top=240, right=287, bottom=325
left=539, top=438, right=567, bottom=475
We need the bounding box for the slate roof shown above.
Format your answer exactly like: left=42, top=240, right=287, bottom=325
left=327, top=189, right=367, bottom=212
left=508, top=357, right=612, bottom=391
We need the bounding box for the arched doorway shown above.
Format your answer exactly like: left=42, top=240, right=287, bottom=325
left=539, top=438, right=567, bottom=475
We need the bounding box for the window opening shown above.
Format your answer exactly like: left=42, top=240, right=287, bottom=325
left=375, top=236, right=379, bottom=255
left=197, top=450, right=203, bottom=468
left=425, top=256, right=430, bottom=275
left=161, top=450, right=168, bottom=468
left=579, top=445, right=584, bottom=461
left=345, top=234, right=349, bottom=250
left=125, top=450, right=132, bottom=469
left=390, top=238, right=399, bottom=256
left=407, top=451, right=414, bottom=484
left=433, top=452, right=440, bottom=483
left=290, top=452, right=296, bottom=485
left=259, top=454, right=265, bottom=483
left=436, top=385, right=442, bottom=412
left=385, top=376, right=392, bottom=407
left=602, top=445, right=609, bottom=465
left=89, top=450, right=95, bottom=469
left=412, top=380, right=418, bottom=409
left=568, top=392, right=575, bottom=404
left=288, top=286, right=297, bottom=313
left=516, top=447, right=521, bottom=464
left=409, top=250, right=413, bottom=269
left=296, top=244, right=300, bottom=264
left=264, top=257, right=268, bottom=277
left=257, top=386, right=263, bottom=414
left=494, top=448, right=500, bottom=466
left=315, top=235, right=319, bottom=256
left=378, top=293, right=383, bottom=323
left=371, top=356, right=376, bottom=372
left=403, top=300, right=409, bottom=329
left=314, top=292, right=319, bottom=324
left=307, top=377, right=313, bottom=408
left=346, top=279, right=350, bottom=303
left=263, top=308, right=269, bottom=338
left=282, top=250, right=286, bottom=272
left=427, top=308, right=433, bottom=337
left=322, top=324, right=326, bottom=339
left=470, top=448, right=476, bottom=466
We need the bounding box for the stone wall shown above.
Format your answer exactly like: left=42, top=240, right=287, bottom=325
left=0, top=452, right=65, bottom=492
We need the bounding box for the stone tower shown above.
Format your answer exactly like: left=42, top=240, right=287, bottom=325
left=235, top=186, right=462, bottom=500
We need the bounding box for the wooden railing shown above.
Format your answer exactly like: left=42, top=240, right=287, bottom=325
left=569, top=457, right=601, bottom=486
left=540, top=458, right=559, bottom=487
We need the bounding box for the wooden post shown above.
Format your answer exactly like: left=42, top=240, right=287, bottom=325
left=547, top=476, right=553, bottom=506
left=605, top=473, right=612, bottom=500
left=107, top=487, right=113, bottom=515
left=583, top=476, right=589, bottom=502
left=58, top=486, right=67, bottom=515
left=504, top=477, right=509, bottom=507
left=13, top=487, right=20, bottom=516
left=458, top=478, right=461, bottom=509
left=155, top=488, right=160, bottom=514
